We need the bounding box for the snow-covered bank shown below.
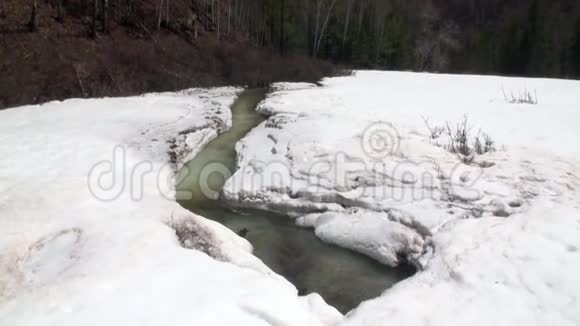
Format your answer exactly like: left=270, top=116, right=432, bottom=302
left=223, top=71, right=580, bottom=323
left=342, top=202, right=580, bottom=326
left=0, top=89, right=342, bottom=325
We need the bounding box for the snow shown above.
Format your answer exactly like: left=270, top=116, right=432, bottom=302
left=342, top=202, right=580, bottom=326
left=297, top=209, right=424, bottom=267
left=2, top=70, right=580, bottom=325
left=222, top=71, right=580, bottom=324
left=0, top=89, right=342, bottom=325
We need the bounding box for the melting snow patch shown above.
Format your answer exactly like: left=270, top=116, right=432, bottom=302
left=19, top=228, right=82, bottom=286
left=299, top=209, right=424, bottom=267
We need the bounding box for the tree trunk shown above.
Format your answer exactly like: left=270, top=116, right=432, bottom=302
left=217, top=0, right=220, bottom=40
left=313, top=0, right=320, bottom=56
left=165, top=0, right=169, bottom=26
left=357, top=1, right=365, bottom=36
left=29, top=0, right=38, bottom=32
left=304, top=0, right=311, bottom=53
left=91, top=0, right=99, bottom=37
left=342, top=0, right=352, bottom=50
left=314, top=0, right=337, bottom=57
left=279, top=0, right=285, bottom=53
left=233, top=0, right=238, bottom=33
left=103, top=0, right=109, bottom=33
left=269, top=0, right=274, bottom=44
left=374, top=14, right=385, bottom=67
left=227, top=0, right=231, bottom=37
left=56, top=0, right=64, bottom=22
left=157, top=0, right=164, bottom=31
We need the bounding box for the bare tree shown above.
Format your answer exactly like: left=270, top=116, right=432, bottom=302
left=29, top=0, right=38, bottom=32
left=342, top=0, right=352, bottom=49
left=103, top=0, right=109, bottom=33
left=165, top=0, right=170, bottom=27
left=280, top=0, right=285, bottom=53
left=233, top=0, right=237, bottom=32
left=314, top=0, right=337, bottom=57
left=313, top=0, right=320, bottom=56
left=56, top=0, right=64, bottom=22
left=303, top=0, right=311, bottom=52
left=357, top=0, right=365, bottom=35
left=92, top=0, right=99, bottom=38
left=157, top=0, right=164, bottom=31
left=415, top=4, right=460, bottom=71
left=217, top=0, right=220, bottom=39
left=373, top=1, right=391, bottom=66
left=227, top=0, right=231, bottom=37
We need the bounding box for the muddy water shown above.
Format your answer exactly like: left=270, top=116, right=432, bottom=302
left=176, top=89, right=414, bottom=313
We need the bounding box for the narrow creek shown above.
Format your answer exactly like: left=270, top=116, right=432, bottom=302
left=176, top=89, right=415, bottom=313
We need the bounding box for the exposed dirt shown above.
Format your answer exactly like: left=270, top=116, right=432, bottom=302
left=0, top=0, right=334, bottom=109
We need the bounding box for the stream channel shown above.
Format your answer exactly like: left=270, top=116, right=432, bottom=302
left=176, top=89, right=415, bottom=313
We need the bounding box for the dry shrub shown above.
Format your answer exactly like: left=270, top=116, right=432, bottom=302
left=445, top=116, right=495, bottom=163
left=502, top=86, right=538, bottom=105
left=424, top=115, right=495, bottom=164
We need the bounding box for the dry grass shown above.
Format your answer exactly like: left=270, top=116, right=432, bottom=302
left=424, top=115, right=495, bottom=164
left=502, top=86, right=538, bottom=105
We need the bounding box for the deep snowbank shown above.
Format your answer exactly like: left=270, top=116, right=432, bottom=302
left=0, top=89, right=342, bottom=325
left=222, top=71, right=580, bottom=324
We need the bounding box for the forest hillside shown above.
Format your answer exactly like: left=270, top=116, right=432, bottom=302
left=1, top=0, right=579, bottom=109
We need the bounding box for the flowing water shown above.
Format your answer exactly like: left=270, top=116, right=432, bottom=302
left=176, top=89, right=415, bottom=313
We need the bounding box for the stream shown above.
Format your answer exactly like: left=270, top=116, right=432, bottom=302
left=176, top=89, right=415, bottom=313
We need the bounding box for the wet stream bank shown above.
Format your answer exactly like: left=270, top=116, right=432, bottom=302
left=176, top=88, right=414, bottom=313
